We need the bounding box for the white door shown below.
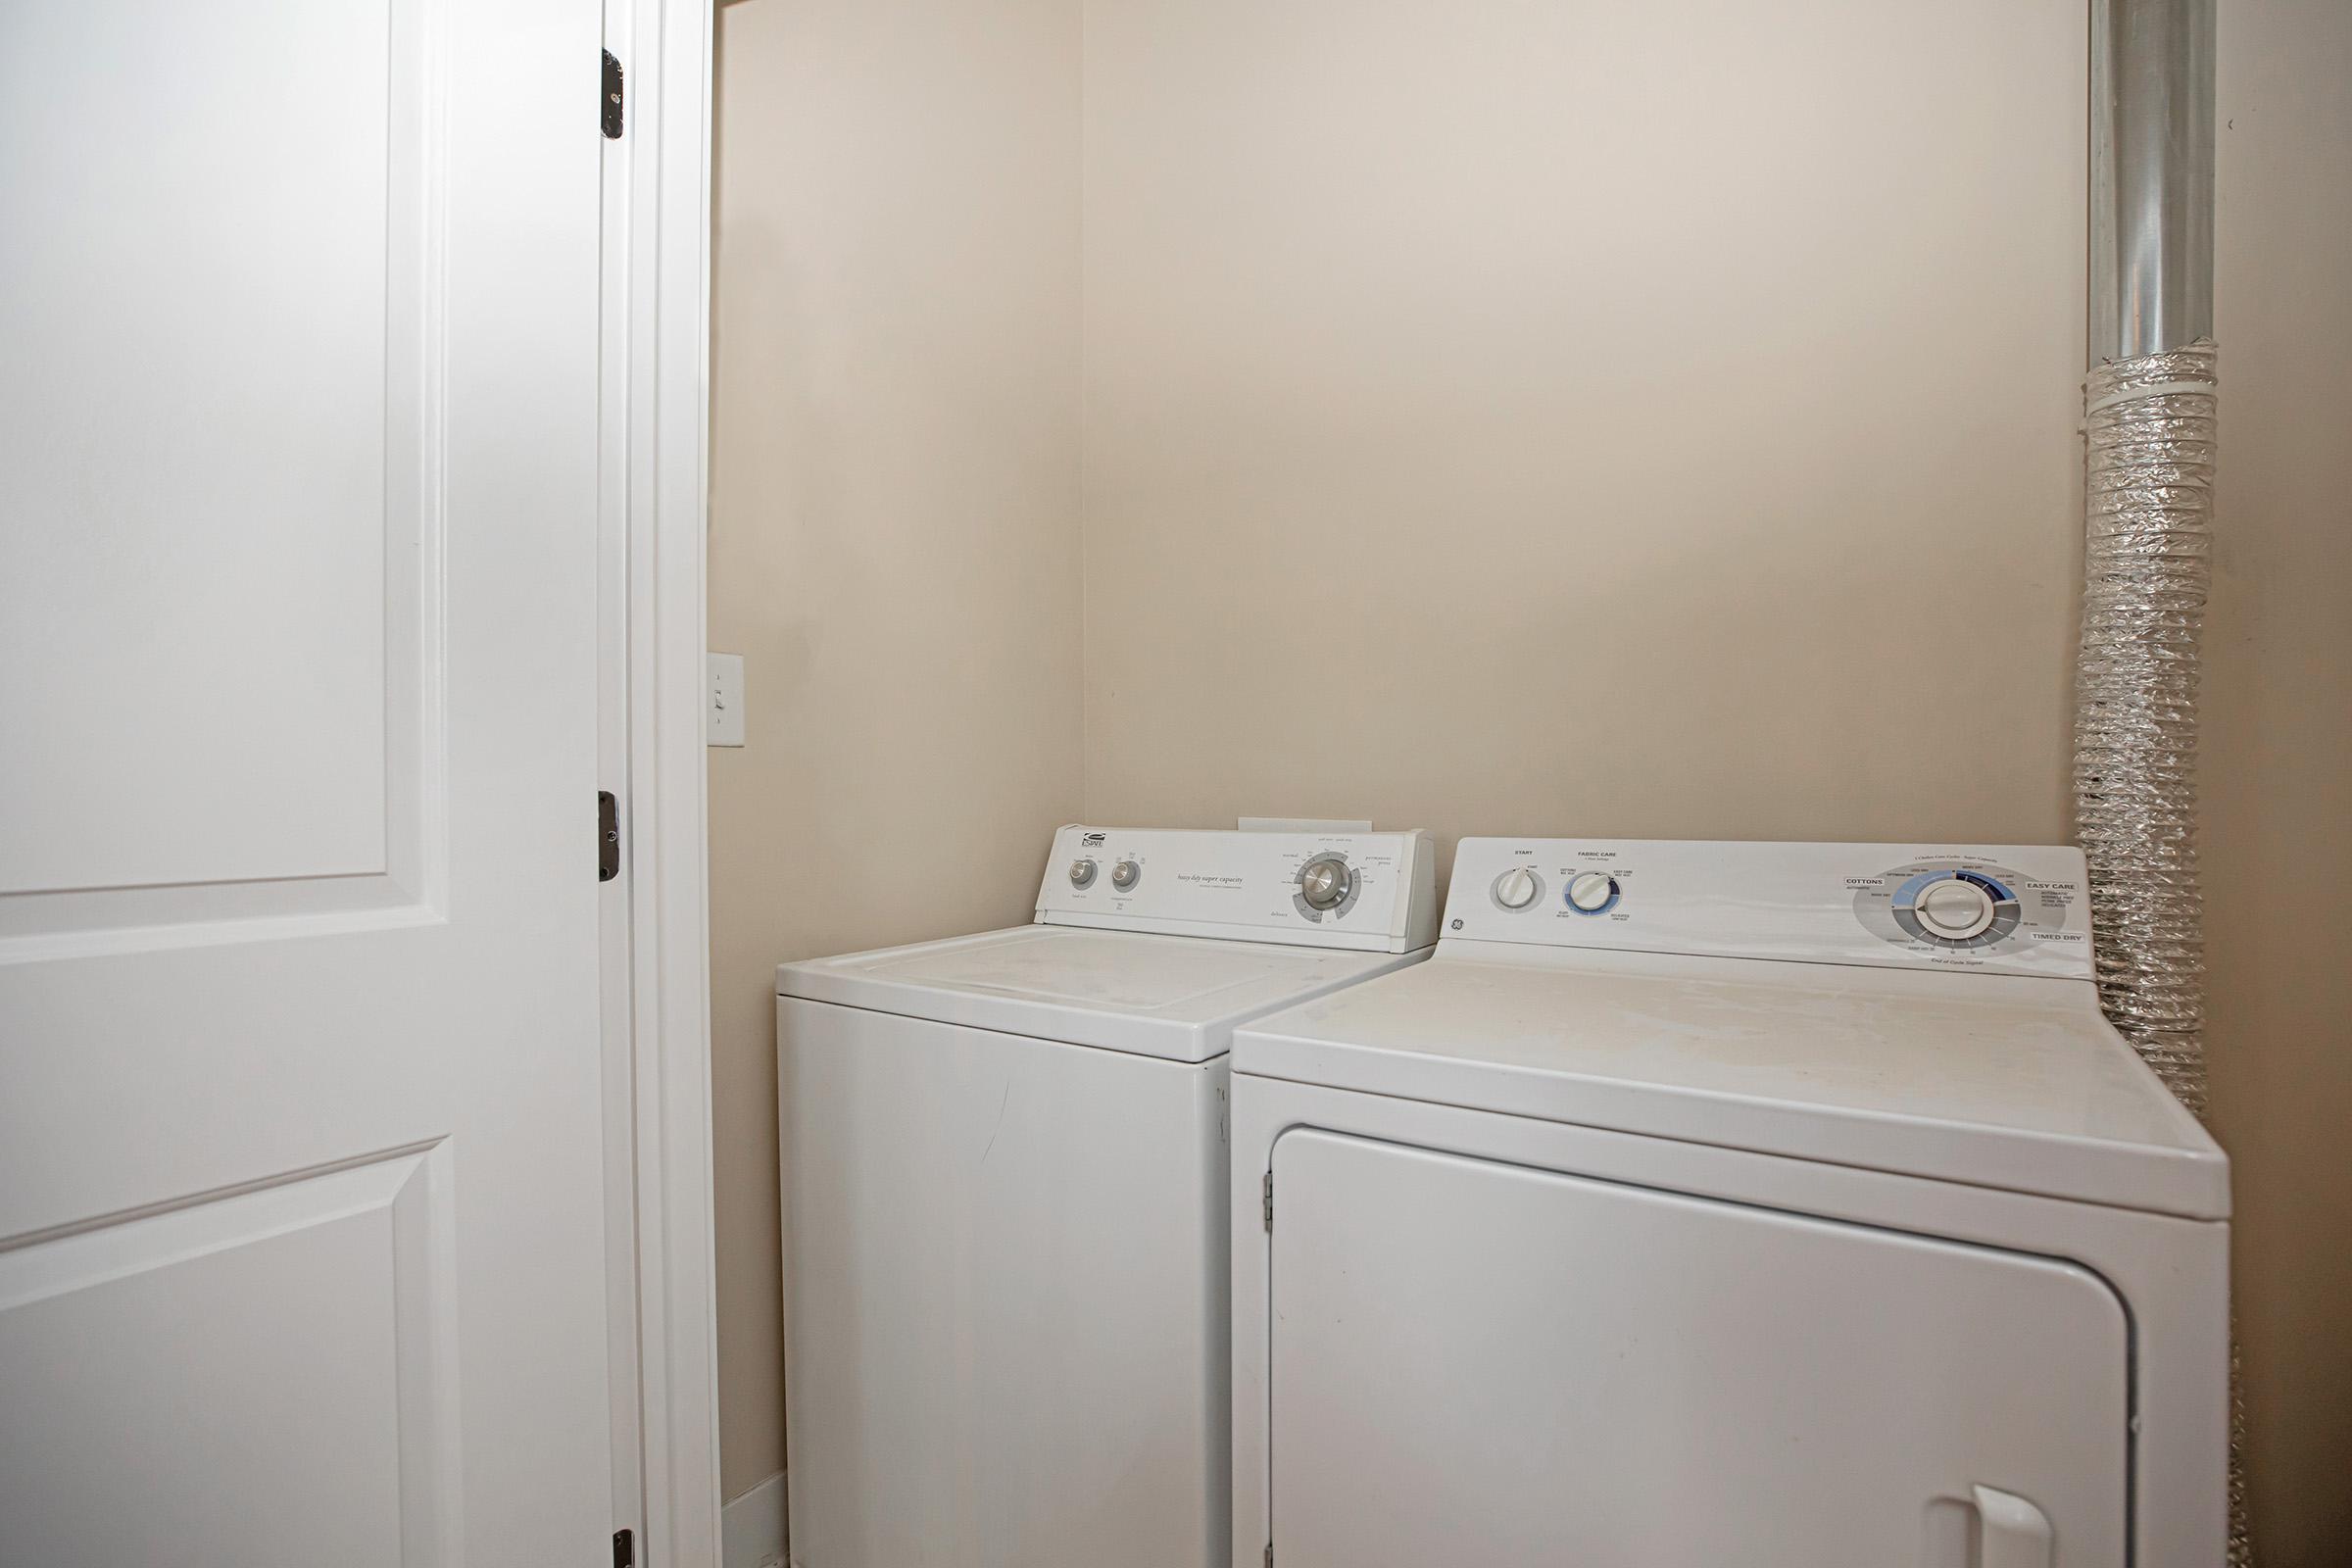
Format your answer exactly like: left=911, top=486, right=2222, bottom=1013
left=0, top=0, right=614, bottom=1562
left=1269, top=1132, right=2130, bottom=1567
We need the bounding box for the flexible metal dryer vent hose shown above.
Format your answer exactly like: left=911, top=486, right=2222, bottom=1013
left=2075, top=344, right=2218, bottom=1118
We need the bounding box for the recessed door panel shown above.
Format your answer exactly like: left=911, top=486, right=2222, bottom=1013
left=1269, top=1131, right=2129, bottom=1567
left=0, top=1149, right=452, bottom=1568
left=0, top=0, right=406, bottom=901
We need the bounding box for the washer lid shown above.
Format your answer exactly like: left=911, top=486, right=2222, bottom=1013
left=1233, top=945, right=2228, bottom=1219
left=779, top=925, right=1427, bottom=1063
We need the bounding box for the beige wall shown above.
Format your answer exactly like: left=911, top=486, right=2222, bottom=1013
left=708, top=0, right=1083, bottom=1500
left=1081, top=0, right=2084, bottom=862
left=2209, top=1, right=2352, bottom=1558
left=712, top=0, right=2352, bottom=1550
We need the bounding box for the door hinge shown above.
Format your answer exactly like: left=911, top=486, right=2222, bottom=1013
left=1261, top=1170, right=1274, bottom=1231
left=612, top=1528, right=635, bottom=1568
left=599, top=791, right=621, bottom=882
left=602, top=49, right=624, bottom=138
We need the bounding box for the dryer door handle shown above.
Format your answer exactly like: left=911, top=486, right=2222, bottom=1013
left=1972, top=1485, right=2053, bottom=1568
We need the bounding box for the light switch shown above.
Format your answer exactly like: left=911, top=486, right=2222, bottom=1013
left=707, top=652, right=746, bottom=747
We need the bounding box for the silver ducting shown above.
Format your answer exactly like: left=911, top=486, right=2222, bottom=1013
left=2080, top=1, right=2242, bottom=1560
left=2089, top=0, right=2214, bottom=363
left=2076, top=344, right=2216, bottom=1113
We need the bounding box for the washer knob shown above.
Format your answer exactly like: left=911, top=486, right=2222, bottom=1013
left=1566, top=872, right=1618, bottom=913
left=1068, top=858, right=1098, bottom=888
left=1298, top=856, right=1353, bottom=910
left=1914, top=875, right=1996, bottom=941
left=1110, top=859, right=1142, bottom=891
left=1494, top=866, right=1542, bottom=910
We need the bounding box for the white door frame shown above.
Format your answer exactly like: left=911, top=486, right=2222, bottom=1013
left=603, top=0, right=722, bottom=1563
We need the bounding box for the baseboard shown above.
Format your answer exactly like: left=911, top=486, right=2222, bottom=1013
left=720, top=1471, right=786, bottom=1568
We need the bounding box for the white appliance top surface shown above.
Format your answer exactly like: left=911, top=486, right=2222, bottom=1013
left=780, top=924, right=1424, bottom=1063
left=1239, top=834, right=2227, bottom=1218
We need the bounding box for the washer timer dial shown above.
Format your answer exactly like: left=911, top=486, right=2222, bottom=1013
left=1298, top=855, right=1354, bottom=911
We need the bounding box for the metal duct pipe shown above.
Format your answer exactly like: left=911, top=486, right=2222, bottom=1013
left=2090, top=0, right=2215, bottom=363
left=2079, top=1, right=2241, bottom=1560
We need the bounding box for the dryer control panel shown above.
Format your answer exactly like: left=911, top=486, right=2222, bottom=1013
left=1039, top=826, right=1441, bottom=954
left=1446, top=839, right=2094, bottom=980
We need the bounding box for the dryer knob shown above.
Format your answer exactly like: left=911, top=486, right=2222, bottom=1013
left=1914, top=876, right=1996, bottom=941
left=1566, top=872, right=1619, bottom=913
left=1494, top=867, right=1542, bottom=910
left=1110, top=859, right=1142, bottom=891
left=1068, top=858, right=1099, bottom=889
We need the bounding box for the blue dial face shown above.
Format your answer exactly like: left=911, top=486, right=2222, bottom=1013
left=1891, top=868, right=2021, bottom=947
left=1566, top=875, right=1620, bottom=915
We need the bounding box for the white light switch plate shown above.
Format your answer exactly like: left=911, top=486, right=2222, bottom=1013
left=707, top=652, right=745, bottom=747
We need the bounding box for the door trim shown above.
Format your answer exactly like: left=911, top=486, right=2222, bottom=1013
left=605, top=0, right=720, bottom=1562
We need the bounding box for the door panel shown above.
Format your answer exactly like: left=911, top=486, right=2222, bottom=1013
left=0, top=1148, right=452, bottom=1566
left=0, top=0, right=612, bottom=1560
left=1269, top=1132, right=2129, bottom=1567
left=0, top=0, right=446, bottom=949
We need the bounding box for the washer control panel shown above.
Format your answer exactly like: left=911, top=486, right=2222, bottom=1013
left=1037, top=826, right=1440, bottom=954
left=1448, top=839, right=2093, bottom=979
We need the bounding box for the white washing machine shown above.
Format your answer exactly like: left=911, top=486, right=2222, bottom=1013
left=1230, top=838, right=2230, bottom=1568
left=778, top=825, right=1440, bottom=1568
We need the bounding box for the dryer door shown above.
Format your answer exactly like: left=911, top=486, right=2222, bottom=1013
left=1267, top=1131, right=2129, bottom=1567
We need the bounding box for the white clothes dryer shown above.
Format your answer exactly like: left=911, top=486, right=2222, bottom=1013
left=779, top=825, right=1439, bottom=1568
left=1230, top=838, right=2229, bottom=1568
